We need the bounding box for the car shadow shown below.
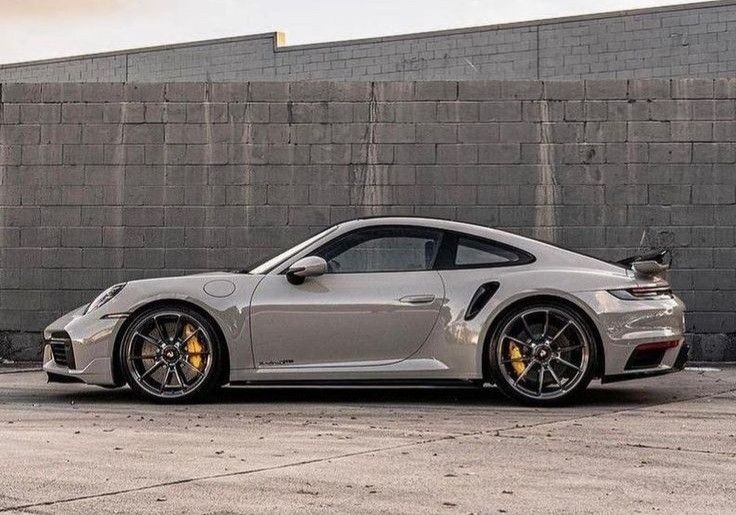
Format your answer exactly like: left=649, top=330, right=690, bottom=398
left=46, top=383, right=678, bottom=409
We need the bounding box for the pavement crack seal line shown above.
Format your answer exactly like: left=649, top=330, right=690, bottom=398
left=4, top=386, right=736, bottom=512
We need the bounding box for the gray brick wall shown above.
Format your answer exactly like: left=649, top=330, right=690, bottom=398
left=0, top=79, right=735, bottom=361
left=3, top=2, right=736, bottom=82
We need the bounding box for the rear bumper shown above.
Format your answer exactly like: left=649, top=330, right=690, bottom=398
left=601, top=343, right=689, bottom=384
left=574, top=290, right=686, bottom=378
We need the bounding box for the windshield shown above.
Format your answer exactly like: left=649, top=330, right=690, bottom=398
left=247, top=225, right=341, bottom=275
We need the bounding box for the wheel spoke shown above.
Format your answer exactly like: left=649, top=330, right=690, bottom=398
left=181, top=328, right=202, bottom=345
left=135, top=332, right=162, bottom=348
left=154, top=316, right=169, bottom=343
left=128, top=354, right=158, bottom=360
left=160, top=368, right=173, bottom=393
left=502, top=357, right=530, bottom=364
left=521, top=313, right=536, bottom=339
left=185, top=351, right=210, bottom=357
left=140, top=360, right=164, bottom=380
left=172, top=315, right=184, bottom=342
left=173, top=365, right=187, bottom=390
left=554, top=356, right=581, bottom=372
left=555, top=344, right=583, bottom=353
left=542, top=310, right=550, bottom=339
left=504, top=335, right=533, bottom=349
left=181, top=359, right=204, bottom=377
left=514, top=361, right=536, bottom=386
left=550, top=321, right=572, bottom=344
left=547, top=365, right=564, bottom=389
left=537, top=365, right=545, bottom=396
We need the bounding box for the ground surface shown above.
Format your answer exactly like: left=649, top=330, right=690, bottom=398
left=0, top=367, right=734, bottom=514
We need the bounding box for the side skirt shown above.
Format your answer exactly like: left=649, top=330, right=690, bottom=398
left=229, top=379, right=483, bottom=388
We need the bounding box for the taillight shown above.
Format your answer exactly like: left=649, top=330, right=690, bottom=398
left=608, top=285, right=673, bottom=300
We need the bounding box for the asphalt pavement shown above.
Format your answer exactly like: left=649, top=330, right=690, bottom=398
left=0, top=367, right=734, bottom=514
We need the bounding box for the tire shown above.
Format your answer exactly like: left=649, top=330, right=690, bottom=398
left=487, top=301, right=598, bottom=406
left=119, top=305, right=223, bottom=403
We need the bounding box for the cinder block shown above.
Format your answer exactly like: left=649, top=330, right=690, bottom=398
left=373, top=124, right=415, bottom=143
left=499, top=122, right=540, bottom=143
left=82, top=124, right=122, bottom=144
left=438, top=102, right=480, bottom=122
left=477, top=143, right=520, bottom=163
left=414, top=82, right=457, bottom=101
left=248, top=82, right=290, bottom=101
left=124, top=83, right=166, bottom=102
left=672, top=79, right=714, bottom=99
left=124, top=124, right=164, bottom=144
left=0, top=125, right=40, bottom=144
left=373, top=82, right=414, bottom=101
left=543, top=81, right=584, bottom=100
left=670, top=121, right=713, bottom=141
left=458, top=81, right=501, bottom=100
left=81, top=83, right=124, bottom=102
left=585, top=80, right=628, bottom=99
left=457, top=123, right=499, bottom=143
left=692, top=185, right=736, bottom=205
left=648, top=184, right=691, bottom=205
left=648, top=143, right=692, bottom=163
left=164, top=83, right=206, bottom=102
left=1, top=84, right=42, bottom=103
left=437, top=144, right=478, bottom=164
left=61, top=227, right=102, bottom=247
left=41, top=83, right=83, bottom=102
left=500, top=81, right=543, bottom=99
left=628, top=79, right=670, bottom=99
left=714, top=78, right=736, bottom=99
left=628, top=121, right=670, bottom=141
left=393, top=144, right=435, bottom=164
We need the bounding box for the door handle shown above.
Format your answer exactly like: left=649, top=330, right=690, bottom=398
left=398, top=294, right=436, bottom=304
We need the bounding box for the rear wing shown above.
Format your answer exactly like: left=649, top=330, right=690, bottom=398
left=617, top=249, right=671, bottom=279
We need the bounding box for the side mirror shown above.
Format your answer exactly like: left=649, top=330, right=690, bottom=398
left=286, top=256, right=327, bottom=284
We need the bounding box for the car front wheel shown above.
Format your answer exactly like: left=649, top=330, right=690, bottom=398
left=119, top=306, right=223, bottom=403
left=488, top=302, right=598, bottom=405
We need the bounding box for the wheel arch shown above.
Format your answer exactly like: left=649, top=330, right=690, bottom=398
left=111, top=298, right=231, bottom=387
left=479, top=294, right=605, bottom=382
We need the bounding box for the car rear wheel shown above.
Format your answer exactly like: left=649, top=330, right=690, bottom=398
left=487, top=302, right=598, bottom=406
left=120, top=306, right=223, bottom=403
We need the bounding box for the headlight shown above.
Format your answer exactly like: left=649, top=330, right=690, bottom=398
left=85, top=283, right=126, bottom=314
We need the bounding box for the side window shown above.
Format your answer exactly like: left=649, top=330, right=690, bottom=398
left=453, top=236, right=525, bottom=267
left=314, top=227, right=442, bottom=274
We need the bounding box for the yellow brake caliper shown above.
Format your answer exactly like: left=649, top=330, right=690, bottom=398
left=183, top=324, right=205, bottom=371
left=508, top=342, right=526, bottom=376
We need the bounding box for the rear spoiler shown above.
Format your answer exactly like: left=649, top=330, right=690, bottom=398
left=616, top=249, right=671, bottom=278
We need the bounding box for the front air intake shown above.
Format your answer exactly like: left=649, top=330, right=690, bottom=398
left=47, top=332, right=76, bottom=370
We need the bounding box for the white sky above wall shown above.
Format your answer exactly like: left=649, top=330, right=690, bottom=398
left=0, top=0, right=704, bottom=65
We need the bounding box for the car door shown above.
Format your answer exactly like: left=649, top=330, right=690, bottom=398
left=249, top=226, right=445, bottom=368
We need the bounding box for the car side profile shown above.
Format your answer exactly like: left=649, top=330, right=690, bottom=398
left=43, top=217, right=688, bottom=405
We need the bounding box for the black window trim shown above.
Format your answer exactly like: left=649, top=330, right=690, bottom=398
left=433, top=230, right=536, bottom=270
left=300, top=224, right=447, bottom=275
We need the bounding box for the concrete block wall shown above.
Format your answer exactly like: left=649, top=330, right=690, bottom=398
left=2, top=1, right=736, bottom=82
left=0, top=79, right=735, bottom=361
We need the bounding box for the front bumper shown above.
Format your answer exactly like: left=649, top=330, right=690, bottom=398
left=42, top=306, right=124, bottom=387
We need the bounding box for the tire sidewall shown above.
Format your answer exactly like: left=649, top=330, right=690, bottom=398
left=487, top=301, right=598, bottom=406
left=119, top=306, right=222, bottom=403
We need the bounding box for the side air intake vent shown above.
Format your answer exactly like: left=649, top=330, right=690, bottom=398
left=464, top=282, right=500, bottom=321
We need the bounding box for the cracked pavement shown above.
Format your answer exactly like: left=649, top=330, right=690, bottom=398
left=0, top=368, right=735, bottom=514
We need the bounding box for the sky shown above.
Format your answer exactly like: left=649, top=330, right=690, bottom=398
left=0, top=0, right=703, bottom=65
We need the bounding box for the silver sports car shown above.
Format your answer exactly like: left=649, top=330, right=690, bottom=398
left=43, top=217, right=688, bottom=405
